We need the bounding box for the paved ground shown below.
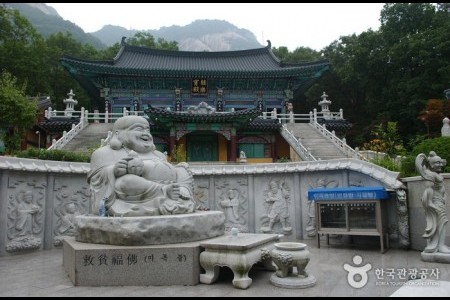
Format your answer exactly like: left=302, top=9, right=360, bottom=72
left=1, top=237, right=449, bottom=297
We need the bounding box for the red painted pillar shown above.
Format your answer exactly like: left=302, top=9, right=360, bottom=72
left=271, top=136, right=276, bottom=161
left=230, top=133, right=237, bottom=162
left=169, top=127, right=176, bottom=158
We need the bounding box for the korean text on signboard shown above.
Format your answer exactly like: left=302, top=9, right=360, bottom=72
left=191, top=78, right=207, bottom=95
left=311, top=191, right=378, bottom=201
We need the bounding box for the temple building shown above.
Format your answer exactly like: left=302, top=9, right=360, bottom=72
left=60, top=39, right=330, bottom=162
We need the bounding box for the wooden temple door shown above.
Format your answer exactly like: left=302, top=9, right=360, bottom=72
left=186, top=134, right=218, bottom=162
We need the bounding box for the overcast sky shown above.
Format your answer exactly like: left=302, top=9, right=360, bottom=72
left=46, top=3, right=385, bottom=51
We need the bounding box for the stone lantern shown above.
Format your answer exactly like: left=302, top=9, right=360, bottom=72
left=63, top=89, right=78, bottom=117
left=318, top=91, right=332, bottom=120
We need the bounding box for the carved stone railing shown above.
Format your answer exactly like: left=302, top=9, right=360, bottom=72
left=46, top=107, right=145, bottom=150
left=261, top=109, right=344, bottom=124
left=47, top=123, right=84, bottom=150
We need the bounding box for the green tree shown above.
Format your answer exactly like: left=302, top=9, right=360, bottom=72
left=417, top=99, right=447, bottom=137
left=272, top=46, right=290, bottom=61
left=0, top=6, right=50, bottom=96
left=306, top=29, right=387, bottom=146
left=45, top=32, right=99, bottom=110
left=97, top=32, right=179, bottom=60
left=127, top=31, right=178, bottom=50
left=306, top=3, right=449, bottom=148
left=272, top=46, right=321, bottom=63
left=0, top=70, right=38, bottom=153
left=361, top=121, right=406, bottom=156
left=377, top=3, right=450, bottom=140
left=401, top=137, right=450, bottom=177
left=271, top=46, right=325, bottom=119
left=97, top=42, right=121, bottom=60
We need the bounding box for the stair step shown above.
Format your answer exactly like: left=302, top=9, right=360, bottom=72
left=284, top=123, right=348, bottom=160
left=60, top=123, right=113, bottom=153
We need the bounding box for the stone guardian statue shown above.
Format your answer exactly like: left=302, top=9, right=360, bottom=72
left=415, top=151, right=450, bottom=263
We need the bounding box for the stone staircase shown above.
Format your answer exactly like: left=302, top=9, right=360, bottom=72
left=284, top=123, right=348, bottom=160
left=60, top=122, right=348, bottom=160
left=61, top=123, right=113, bottom=153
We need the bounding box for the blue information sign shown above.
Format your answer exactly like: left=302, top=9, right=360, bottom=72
left=307, top=186, right=388, bottom=201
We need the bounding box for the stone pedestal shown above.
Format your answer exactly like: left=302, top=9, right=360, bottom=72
left=75, top=210, right=225, bottom=246
left=63, top=237, right=201, bottom=286
left=421, top=251, right=450, bottom=264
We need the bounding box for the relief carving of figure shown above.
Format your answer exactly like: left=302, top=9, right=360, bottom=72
left=261, top=179, right=292, bottom=234
left=193, top=183, right=209, bottom=211
left=395, top=189, right=410, bottom=248
left=220, top=189, right=240, bottom=223
left=215, top=179, right=248, bottom=233
left=58, top=202, right=80, bottom=236
left=88, top=115, right=195, bottom=217
left=218, top=188, right=247, bottom=232
left=6, top=189, right=43, bottom=252
left=14, top=190, right=40, bottom=236
left=415, top=151, right=450, bottom=254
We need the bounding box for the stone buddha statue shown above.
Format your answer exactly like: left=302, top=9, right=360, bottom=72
left=88, top=115, right=196, bottom=217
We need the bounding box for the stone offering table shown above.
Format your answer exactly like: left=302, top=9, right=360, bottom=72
left=199, top=233, right=279, bottom=289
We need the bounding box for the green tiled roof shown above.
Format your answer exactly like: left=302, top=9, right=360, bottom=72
left=145, top=105, right=280, bottom=132
left=244, top=118, right=281, bottom=130
left=60, top=41, right=329, bottom=79
left=145, top=105, right=261, bottom=125
left=38, top=117, right=80, bottom=133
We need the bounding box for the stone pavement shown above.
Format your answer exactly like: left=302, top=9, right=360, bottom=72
left=1, top=237, right=449, bottom=297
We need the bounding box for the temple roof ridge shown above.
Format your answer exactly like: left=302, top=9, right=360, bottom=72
left=117, top=38, right=273, bottom=58
left=61, top=38, right=329, bottom=75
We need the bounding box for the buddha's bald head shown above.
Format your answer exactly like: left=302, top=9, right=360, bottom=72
left=110, top=116, right=155, bottom=153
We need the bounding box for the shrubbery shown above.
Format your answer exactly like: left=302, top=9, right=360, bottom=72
left=10, top=137, right=450, bottom=179
left=400, top=137, right=450, bottom=177
left=15, top=148, right=90, bottom=163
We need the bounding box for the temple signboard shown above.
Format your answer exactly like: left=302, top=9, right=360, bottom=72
left=191, top=78, right=208, bottom=96
left=307, top=186, right=388, bottom=201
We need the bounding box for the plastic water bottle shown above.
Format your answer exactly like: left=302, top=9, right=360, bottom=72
left=99, top=198, right=106, bottom=217
left=231, top=227, right=239, bottom=239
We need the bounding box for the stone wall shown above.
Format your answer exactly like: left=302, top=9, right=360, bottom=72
left=0, top=157, right=406, bottom=257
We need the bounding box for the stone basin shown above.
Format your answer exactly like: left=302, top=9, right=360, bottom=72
left=274, top=242, right=307, bottom=251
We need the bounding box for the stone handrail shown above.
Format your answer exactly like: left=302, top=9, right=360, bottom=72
left=46, top=108, right=146, bottom=150
left=44, top=107, right=349, bottom=157
left=47, top=108, right=89, bottom=150
left=45, top=107, right=145, bottom=124
left=261, top=109, right=344, bottom=124
left=280, top=124, right=317, bottom=161
left=47, top=121, right=86, bottom=150
left=46, top=107, right=345, bottom=125
left=309, top=122, right=368, bottom=161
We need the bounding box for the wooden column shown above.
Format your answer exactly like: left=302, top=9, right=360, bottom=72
left=230, top=129, right=237, bottom=162
left=169, top=127, right=176, bottom=157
